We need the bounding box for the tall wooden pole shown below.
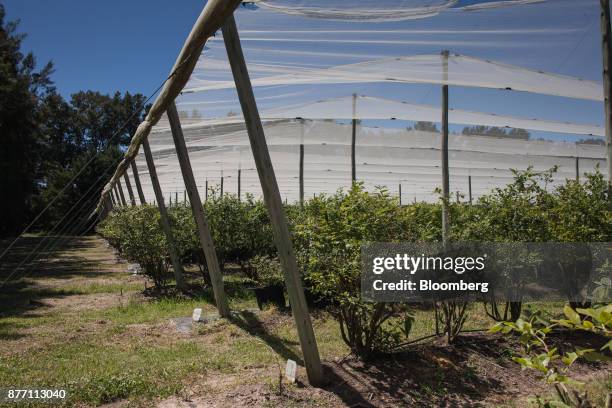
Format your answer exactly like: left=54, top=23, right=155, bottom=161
left=576, top=156, right=580, bottom=181
left=601, top=0, right=612, bottom=207
left=351, top=93, right=357, bottom=184
left=399, top=183, right=402, bottom=206
left=441, top=50, right=450, bottom=246
left=123, top=172, right=136, bottom=206
left=223, top=15, right=324, bottom=386
left=130, top=161, right=146, bottom=204
left=110, top=189, right=117, bottom=206
left=299, top=120, right=305, bottom=206
left=116, top=180, right=128, bottom=207
left=238, top=169, right=241, bottom=201
left=167, top=102, right=231, bottom=317
left=142, top=138, right=186, bottom=290
left=468, top=175, right=473, bottom=205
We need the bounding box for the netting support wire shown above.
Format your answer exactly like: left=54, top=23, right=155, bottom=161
left=601, top=0, right=612, bottom=208
left=351, top=93, right=357, bottom=183
left=117, top=179, right=128, bottom=207
left=167, top=101, right=231, bottom=317
left=238, top=169, right=242, bottom=201
left=123, top=172, right=136, bottom=207
left=142, top=137, right=187, bottom=290
left=441, top=50, right=451, bottom=247
left=222, top=14, right=324, bottom=387
left=130, top=160, right=147, bottom=205
left=300, top=119, right=305, bottom=206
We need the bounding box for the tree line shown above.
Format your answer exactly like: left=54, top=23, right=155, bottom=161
left=0, top=5, right=147, bottom=237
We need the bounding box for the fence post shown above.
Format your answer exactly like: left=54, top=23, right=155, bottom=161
left=130, top=160, right=147, bottom=204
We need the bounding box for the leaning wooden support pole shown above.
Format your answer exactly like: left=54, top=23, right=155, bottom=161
left=351, top=93, right=357, bottom=183
left=223, top=15, right=324, bottom=387
left=123, top=172, right=136, bottom=206
left=130, top=160, right=147, bottom=204
left=602, top=0, right=612, bottom=207
left=167, top=102, right=231, bottom=318
left=117, top=179, right=128, bottom=207
left=441, top=50, right=451, bottom=246
left=142, top=138, right=186, bottom=290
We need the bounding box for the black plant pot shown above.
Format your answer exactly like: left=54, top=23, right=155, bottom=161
left=254, top=285, right=286, bottom=310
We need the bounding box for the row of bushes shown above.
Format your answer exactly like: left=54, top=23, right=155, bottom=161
left=97, top=168, right=611, bottom=354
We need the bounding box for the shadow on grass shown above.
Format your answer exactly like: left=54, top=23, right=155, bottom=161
left=231, top=310, right=304, bottom=366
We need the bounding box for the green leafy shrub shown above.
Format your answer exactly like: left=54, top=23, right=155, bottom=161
left=98, top=205, right=171, bottom=288
left=293, top=183, right=415, bottom=356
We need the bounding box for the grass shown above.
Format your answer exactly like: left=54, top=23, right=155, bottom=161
left=0, top=236, right=607, bottom=407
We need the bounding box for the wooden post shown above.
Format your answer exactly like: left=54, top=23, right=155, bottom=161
left=399, top=183, right=402, bottom=206
left=205, top=179, right=209, bottom=201
left=576, top=156, right=580, bottom=181
left=110, top=189, right=117, bottom=206
left=441, top=50, right=450, bottom=246
left=142, top=138, right=186, bottom=290
left=351, top=93, right=357, bottom=184
left=123, top=172, right=136, bottom=206
left=223, top=15, right=324, bottom=386
left=169, top=194, right=172, bottom=206
left=601, top=0, right=612, bottom=207
left=300, top=120, right=305, bottom=206
left=238, top=169, right=242, bottom=201
left=220, top=176, right=224, bottom=197
left=167, top=102, right=231, bottom=317
left=130, top=160, right=147, bottom=204
left=175, top=191, right=178, bottom=204
left=117, top=180, right=128, bottom=207
left=468, top=175, right=473, bottom=205
left=184, top=190, right=187, bottom=203
left=456, top=191, right=460, bottom=203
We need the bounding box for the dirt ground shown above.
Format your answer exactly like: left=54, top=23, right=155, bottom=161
left=1, top=235, right=610, bottom=408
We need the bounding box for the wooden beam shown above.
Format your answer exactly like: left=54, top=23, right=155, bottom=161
left=130, top=160, right=147, bottom=204
left=399, top=183, right=402, bottom=206
left=123, top=172, right=136, bottom=206
left=351, top=93, right=357, bottom=183
left=601, top=0, right=612, bottom=207
left=167, top=102, right=231, bottom=318
left=468, top=175, right=473, bottom=205
left=223, top=15, right=324, bottom=387
left=576, top=156, right=580, bottom=181
left=95, top=0, right=243, bottom=214
left=441, top=50, right=450, bottom=246
left=142, top=138, right=186, bottom=290
left=116, top=181, right=128, bottom=207
left=300, top=120, right=305, bottom=206
left=238, top=169, right=241, bottom=201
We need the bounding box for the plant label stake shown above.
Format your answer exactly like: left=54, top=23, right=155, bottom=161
left=192, top=308, right=202, bottom=322
left=285, top=359, right=297, bottom=383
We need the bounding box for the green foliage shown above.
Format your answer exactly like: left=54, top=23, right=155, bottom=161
left=491, top=304, right=612, bottom=407
left=248, top=255, right=285, bottom=287
left=293, top=184, right=415, bottom=356
left=97, top=206, right=171, bottom=288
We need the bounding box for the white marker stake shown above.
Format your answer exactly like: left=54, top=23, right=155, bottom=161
left=285, top=359, right=297, bottom=383
left=192, top=308, right=202, bottom=322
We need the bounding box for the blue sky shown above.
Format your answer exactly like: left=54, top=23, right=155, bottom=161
left=3, top=0, right=607, bottom=141
left=3, top=0, right=207, bottom=98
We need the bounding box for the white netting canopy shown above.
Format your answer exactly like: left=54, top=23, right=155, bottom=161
left=117, top=0, right=607, bottom=206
